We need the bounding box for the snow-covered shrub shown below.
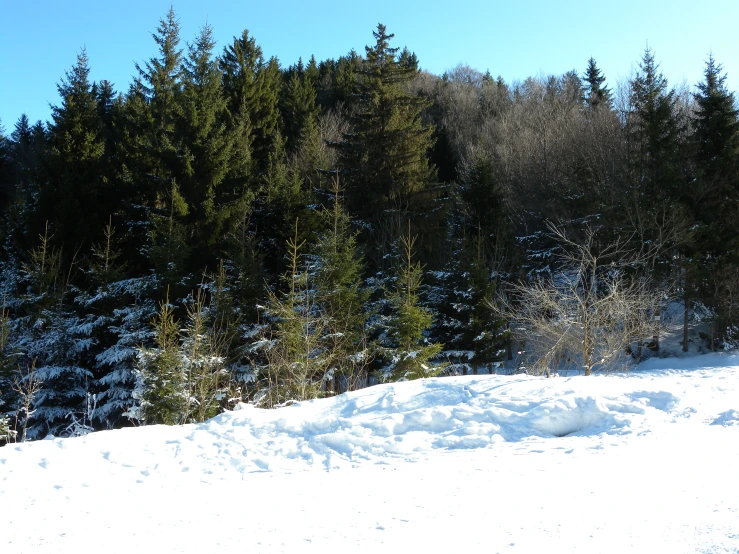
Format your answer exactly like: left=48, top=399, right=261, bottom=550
left=0, top=415, right=14, bottom=443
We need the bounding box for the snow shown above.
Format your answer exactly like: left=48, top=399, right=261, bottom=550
left=2, top=353, right=739, bottom=553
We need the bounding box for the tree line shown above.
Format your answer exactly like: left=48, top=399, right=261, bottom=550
left=1, top=9, right=738, bottom=441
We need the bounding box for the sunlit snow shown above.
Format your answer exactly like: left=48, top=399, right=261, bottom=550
left=2, top=353, right=739, bottom=553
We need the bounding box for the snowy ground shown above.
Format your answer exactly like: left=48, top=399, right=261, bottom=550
left=2, top=353, right=739, bottom=553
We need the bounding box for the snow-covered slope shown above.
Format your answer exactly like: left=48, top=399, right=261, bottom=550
left=2, top=354, right=739, bottom=553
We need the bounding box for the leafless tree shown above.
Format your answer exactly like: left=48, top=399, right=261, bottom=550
left=498, top=223, right=666, bottom=376
left=12, top=361, right=42, bottom=442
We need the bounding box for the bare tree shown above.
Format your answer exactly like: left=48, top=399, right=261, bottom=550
left=11, top=361, right=42, bottom=442
left=498, top=223, right=665, bottom=376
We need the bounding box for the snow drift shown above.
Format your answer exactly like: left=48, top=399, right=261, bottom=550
left=2, top=353, right=739, bottom=553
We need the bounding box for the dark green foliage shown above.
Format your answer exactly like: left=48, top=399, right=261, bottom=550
left=380, top=224, right=444, bottom=381
left=689, top=55, right=739, bottom=344
left=133, top=7, right=184, bottom=206
left=220, top=30, right=281, bottom=174
left=313, top=177, right=371, bottom=389
left=6, top=11, right=739, bottom=438
left=179, top=24, right=251, bottom=262
left=281, top=63, right=320, bottom=151
left=628, top=48, right=684, bottom=204
left=42, top=49, right=111, bottom=259
left=340, top=24, right=436, bottom=217
left=582, top=57, right=612, bottom=109
left=692, top=54, right=739, bottom=230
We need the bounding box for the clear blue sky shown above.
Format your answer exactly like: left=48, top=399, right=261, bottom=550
left=2, top=0, right=737, bottom=130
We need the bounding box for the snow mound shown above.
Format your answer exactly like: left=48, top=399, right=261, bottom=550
left=2, top=353, right=738, bottom=481
left=2, top=353, right=739, bottom=554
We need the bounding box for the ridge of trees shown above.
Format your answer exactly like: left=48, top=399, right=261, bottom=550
left=1, top=10, right=738, bottom=441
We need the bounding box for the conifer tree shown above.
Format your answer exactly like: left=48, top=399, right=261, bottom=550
left=74, top=218, right=156, bottom=429
left=692, top=54, right=739, bottom=219
left=179, top=23, right=249, bottom=260
left=43, top=48, right=109, bottom=258
left=340, top=25, right=435, bottom=214
left=133, top=7, right=184, bottom=206
left=338, top=25, right=437, bottom=272
left=691, top=54, right=739, bottom=345
left=220, top=30, right=281, bottom=173
left=582, top=57, right=612, bottom=109
left=136, top=291, right=186, bottom=425
left=147, top=181, right=191, bottom=288
left=380, top=222, right=443, bottom=381
left=313, top=176, right=371, bottom=390
left=257, top=219, right=330, bottom=406
left=280, top=68, right=319, bottom=152
left=627, top=48, right=683, bottom=204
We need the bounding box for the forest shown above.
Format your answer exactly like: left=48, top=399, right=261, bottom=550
left=1, top=8, right=738, bottom=442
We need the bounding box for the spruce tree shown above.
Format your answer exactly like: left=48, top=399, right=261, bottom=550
left=339, top=25, right=436, bottom=218
left=380, top=222, right=443, bottom=381
left=42, top=48, right=109, bottom=259
left=692, top=54, right=739, bottom=218
left=179, top=23, right=249, bottom=260
left=220, top=30, right=281, bottom=174
left=691, top=54, right=739, bottom=345
left=628, top=48, right=683, bottom=205
left=136, top=291, right=186, bottom=425
left=582, top=57, right=612, bottom=109
left=280, top=68, right=319, bottom=152
left=133, top=7, right=184, bottom=206
left=313, top=176, right=371, bottom=390
left=257, top=220, right=329, bottom=406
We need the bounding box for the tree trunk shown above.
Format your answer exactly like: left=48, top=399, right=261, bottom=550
left=683, top=269, right=689, bottom=353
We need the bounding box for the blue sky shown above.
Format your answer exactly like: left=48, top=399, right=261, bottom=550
left=1, top=0, right=737, bottom=130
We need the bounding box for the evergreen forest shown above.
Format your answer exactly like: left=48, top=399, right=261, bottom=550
left=1, top=10, right=738, bottom=442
